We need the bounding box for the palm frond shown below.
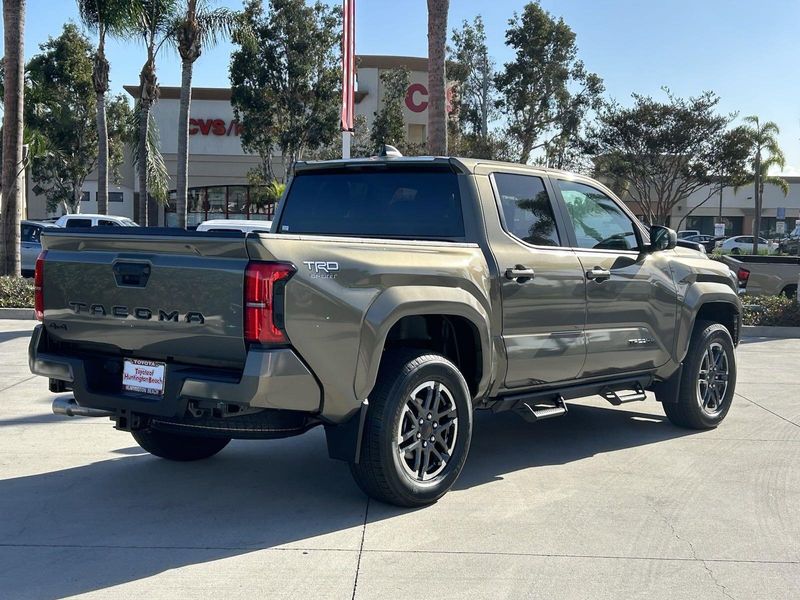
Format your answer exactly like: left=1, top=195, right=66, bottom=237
left=196, top=7, right=235, bottom=46
left=764, top=175, right=790, bottom=196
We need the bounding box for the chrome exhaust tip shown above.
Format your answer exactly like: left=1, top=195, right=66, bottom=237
left=52, top=396, right=114, bottom=418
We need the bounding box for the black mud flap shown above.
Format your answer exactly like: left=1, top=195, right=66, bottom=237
left=652, top=363, right=683, bottom=403
left=324, top=399, right=369, bottom=463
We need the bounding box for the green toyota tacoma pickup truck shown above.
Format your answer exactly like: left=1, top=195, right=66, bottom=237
left=29, top=157, right=742, bottom=507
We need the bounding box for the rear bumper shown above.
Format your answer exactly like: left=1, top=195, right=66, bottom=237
left=28, top=325, right=321, bottom=418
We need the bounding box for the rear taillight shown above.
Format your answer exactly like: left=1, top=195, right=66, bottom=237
left=34, top=250, right=47, bottom=321
left=737, top=267, right=750, bottom=288
left=244, top=262, right=295, bottom=344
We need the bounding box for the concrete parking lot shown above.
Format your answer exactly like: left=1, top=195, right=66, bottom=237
left=0, top=319, right=797, bottom=599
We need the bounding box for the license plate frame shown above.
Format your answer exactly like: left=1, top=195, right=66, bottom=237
left=122, top=359, right=166, bottom=397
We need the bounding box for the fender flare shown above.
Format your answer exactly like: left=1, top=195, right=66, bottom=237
left=353, top=286, right=493, bottom=403
left=675, top=282, right=741, bottom=363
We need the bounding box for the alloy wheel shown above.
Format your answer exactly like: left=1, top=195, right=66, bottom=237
left=696, top=342, right=729, bottom=416
left=395, top=381, right=459, bottom=481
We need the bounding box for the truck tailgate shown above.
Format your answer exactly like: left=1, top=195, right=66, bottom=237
left=40, top=230, right=249, bottom=368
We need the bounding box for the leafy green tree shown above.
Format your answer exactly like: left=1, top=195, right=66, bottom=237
left=426, top=0, right=449, bottom=155
left=26, top=24, right=98, bottom=214
left=450, top=16, right=496, bottom=157
left=1, top=0, right=26, bottom=275
left=738, top=116, right=787, bottom=249
left=585, top=90, right=739, bottom=226
left=370, top=69, right=410, bottom=153
left=133, top=0, right=178, bottom=225
left=230, top=0, right=341, bottom=182
left=76, top=0, right=138, bottom=215
left=677, top=125, right=752, bottom=231
left=174, top=0, right=235, bottom=228
left=495, top=1, right=603, bottom=165
left=106, top=93, right=135, bottom=183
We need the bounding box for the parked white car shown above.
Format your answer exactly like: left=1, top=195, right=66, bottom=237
left=717, top=235, right=775, bottom=254
left=195, top=219, right=273, bottom=234
left=54, top=214, right=138, bottom=228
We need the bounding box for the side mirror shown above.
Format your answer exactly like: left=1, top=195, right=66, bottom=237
left=649, top=225, right=677, bottom=252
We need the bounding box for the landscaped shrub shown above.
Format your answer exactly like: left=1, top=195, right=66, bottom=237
left=742, top=294, right=800, bottom=327
left=0, top=276, right=34, bottom=308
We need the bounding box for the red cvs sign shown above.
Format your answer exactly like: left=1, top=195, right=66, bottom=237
left=404, top=84, right=456, bottom=113
left=189, top=118, right=242, bottom=137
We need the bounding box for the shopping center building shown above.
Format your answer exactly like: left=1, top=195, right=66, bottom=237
left=26, top=55, right=439, bottom=226
left=25, top=53, right=800, bottom=234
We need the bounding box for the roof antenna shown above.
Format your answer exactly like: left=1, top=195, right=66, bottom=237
left=379, top=144, right=403, bottom=158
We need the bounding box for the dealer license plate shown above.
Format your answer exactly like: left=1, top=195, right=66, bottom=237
left=122, top=359, right=166, bottom=396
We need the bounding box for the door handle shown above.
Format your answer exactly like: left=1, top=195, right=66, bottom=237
left=505, top=265, right=536, bottom=282
left=586, top=267, right=611, bottom=282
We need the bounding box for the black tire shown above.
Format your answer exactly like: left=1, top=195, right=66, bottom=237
left=349, top=350, right=473, bottom=507
left=131, top=428, right=231, bottom=461
left=730, top=247, right=741, bottom=255
left=663, top=321, right=736, bottom=429
left=781, top=285, right=797, bottom=299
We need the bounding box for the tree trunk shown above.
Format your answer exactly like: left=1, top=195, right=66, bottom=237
left=1, top=0, right=26, bottom=276
left=138, top=98, right=151, bottom=226
left=138, top=49, right=157, bottom=227
left=96, top=91, right=109, bottom=215
left=176, top=58, right=193, bottom=229
left=426, top=0, right=449, bottom=156
left=94, top=30, right=110, bottom=215
left=752, top=151, right=761, bottom=254
left=72, top=184, right=82, bottom=215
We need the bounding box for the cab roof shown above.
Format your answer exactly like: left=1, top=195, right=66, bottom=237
left=293, top=156, right=576, bottom=177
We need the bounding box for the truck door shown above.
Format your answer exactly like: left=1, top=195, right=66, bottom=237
left=552, top=177, right=678, bottom=378
left=485, top=171, right=587, bottom=388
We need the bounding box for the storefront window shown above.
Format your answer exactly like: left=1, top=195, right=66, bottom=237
left=164, top=185, right=276, bottom=227
left=228, top=186, right=248, bottom=220
left=206, top=187, right=225, bottom=214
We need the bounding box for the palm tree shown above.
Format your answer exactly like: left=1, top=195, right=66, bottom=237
left=740, top=116, right=786, bottom=253
left=426, top=0, right=449, bottom=156
left=134, top=0, right=177, bottom=225
left=174, top=0, right=233, bottom=229
left=1, top=0, right=26, bottom=276
left=77, top=0, right=138, bottom=216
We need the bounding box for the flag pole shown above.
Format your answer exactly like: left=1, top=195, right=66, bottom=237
left=341, top=0, right=355, bottom=159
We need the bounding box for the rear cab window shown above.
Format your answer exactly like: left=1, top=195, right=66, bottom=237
left=278, top=167, right=465, bottom=240
left=65, top=218, right=92, bottom=228
left=21, top=224, right=41, bottom=243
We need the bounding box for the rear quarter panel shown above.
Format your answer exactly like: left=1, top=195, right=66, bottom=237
left=248, top=234, right=492, bottom=422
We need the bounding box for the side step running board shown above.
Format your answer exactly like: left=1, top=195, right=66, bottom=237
left=492, top=374, right=653, bottom=422
left=514, top=395, right=567, bottom=422
left=601, top=382, right=647, bottom=405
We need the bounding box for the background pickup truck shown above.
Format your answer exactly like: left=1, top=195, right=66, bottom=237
left=720, top=254, right=800, bottom=298
left=30, top=157, right=742, bottom=507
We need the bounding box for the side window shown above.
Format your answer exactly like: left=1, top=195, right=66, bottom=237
left=98, top=220, right=118, bottom=227
left=557, top=180, right=639, bottom=251
left=493, top=173, right=561, bottom=247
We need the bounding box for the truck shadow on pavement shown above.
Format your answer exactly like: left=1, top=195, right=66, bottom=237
left=0, top=402, right=692, bottom=598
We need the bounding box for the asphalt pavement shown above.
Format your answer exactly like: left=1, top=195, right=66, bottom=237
left=0, top=319, right=797, bottom=599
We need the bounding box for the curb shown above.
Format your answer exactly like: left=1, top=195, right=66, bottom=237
left=0, top=308, right=35, bottom=320
left=742, top=325, right=800, bottom=339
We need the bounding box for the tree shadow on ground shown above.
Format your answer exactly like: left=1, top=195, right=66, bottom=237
left=0, top=402, right=694, bottom=598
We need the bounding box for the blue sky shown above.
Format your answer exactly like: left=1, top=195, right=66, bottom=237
left=10, top=0, right=800, bottom=172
